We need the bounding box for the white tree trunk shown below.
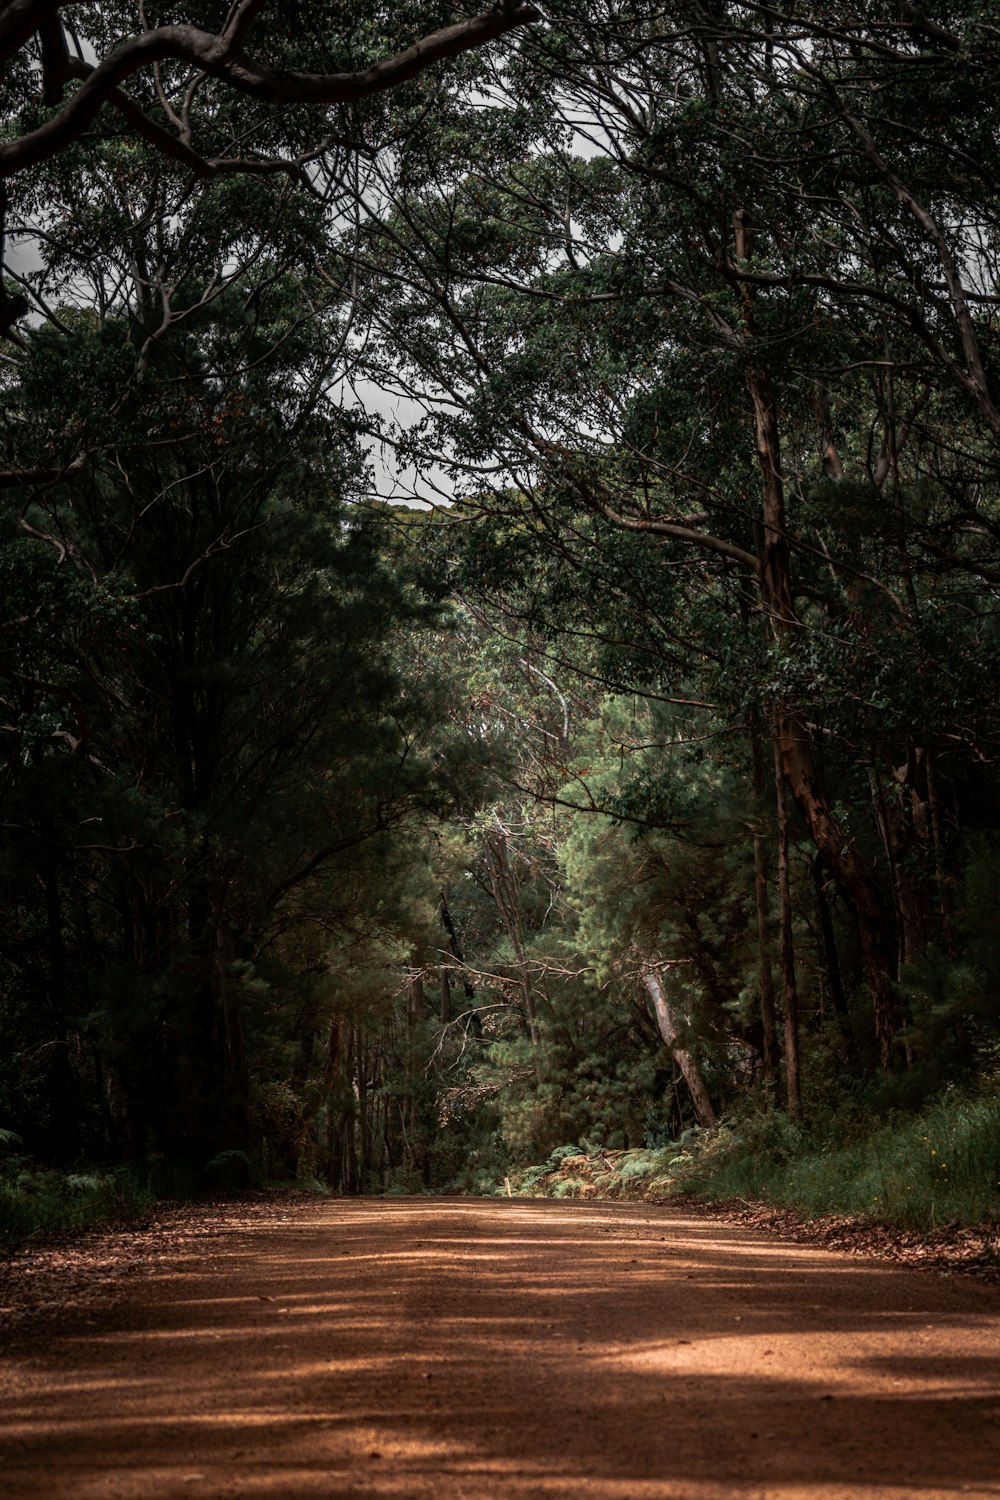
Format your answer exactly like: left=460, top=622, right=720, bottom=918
left=642, top=970, right=718, bottom=1131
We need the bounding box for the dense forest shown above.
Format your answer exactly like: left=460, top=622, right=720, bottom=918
left=2, top=2, right=1000, bottom=1230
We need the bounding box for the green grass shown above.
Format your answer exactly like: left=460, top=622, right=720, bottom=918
left=682, top=1085, right=1000, bottom=1230
left=500, top=1082, right=1000, bottom=1231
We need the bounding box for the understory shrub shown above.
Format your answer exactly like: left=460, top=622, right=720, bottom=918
left=0, top=1161, right=155, bottom=1254
left=502, top=1079, right=1000, bottom=1231
left=681, top=1083, right=1000, bottom=1229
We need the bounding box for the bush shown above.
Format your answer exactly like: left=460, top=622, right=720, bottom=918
left=203, top=1149, right=255, bottom=1194
left=0, top=1162, right=154, bottom=1254
left=500, top=1078, right=1000, bottom=1233
left=683, top=1082, right=1000, bottom=1229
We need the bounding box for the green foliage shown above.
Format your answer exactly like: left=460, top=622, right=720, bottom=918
left=0, top=144, right=490, bottom=1180
left=0, top=1158, right=155, bottom=1255
left=505, top=1143, right=689, bottom=1200
left=511, top=1145, right=586, bottom=1194
left=429, top=1109, right=510, bottom=1196
left=504, top=1082, right=1000, bottom=1232
left=202, top=1150, right=255, bottom=1195
left=682, top=1083, right=1000, bottom=1230
left=7, top=0, right=1000, bottom=1229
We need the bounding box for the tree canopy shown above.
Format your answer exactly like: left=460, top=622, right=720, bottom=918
left=0, top=2, right=540, bottom=176
left=3, top=2, right=1000, bottom=1211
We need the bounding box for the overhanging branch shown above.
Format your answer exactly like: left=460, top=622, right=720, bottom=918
left=0, top=3, right=543, bottom=178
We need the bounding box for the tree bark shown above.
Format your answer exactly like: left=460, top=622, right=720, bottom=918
left=0, top=6, right=542, bottom=178
left=772, top=729, right=801, bottom=1120
left=408, top=971, right=425, bottom=1024
left=736, top=207, right=899, bottom=1068
left=750, top=720, right=780, bottom=1084
left=642, top=970, right=717, bottom=1131
left=811, top=855, right=860, bottom=1066
left=924, top=748, right=957, bottom=952
left=40, top=842, right=74, bottom=1163
left=216, top=921, right=249, bottom=1152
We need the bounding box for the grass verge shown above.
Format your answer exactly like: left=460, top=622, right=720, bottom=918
left=504, top=1082, right=1000, bottom=1233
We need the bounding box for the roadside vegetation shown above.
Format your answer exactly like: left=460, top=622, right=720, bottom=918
left=0, top=1131, right=155, bottom=1254
left=5, top=1070, right=1000, bottom=1256
left=506, top=1076, right=1000, bottom=1235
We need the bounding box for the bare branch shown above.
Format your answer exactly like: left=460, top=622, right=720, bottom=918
left=601, top=504, right=761, bottom=573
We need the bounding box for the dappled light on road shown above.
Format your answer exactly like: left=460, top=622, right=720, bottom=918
left=3, top=1199, right=1000, bottom=1498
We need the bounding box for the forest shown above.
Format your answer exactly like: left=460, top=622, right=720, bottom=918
left=2, top=0, right=1000, bottom=1239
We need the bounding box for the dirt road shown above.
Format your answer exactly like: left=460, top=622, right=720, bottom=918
left=2, top=1197, right=999, bottom=1499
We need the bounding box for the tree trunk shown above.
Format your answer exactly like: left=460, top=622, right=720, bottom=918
left=924, top=748, right=957, bottom=952
left=750, top=720, right=780, bottom=1084
left=736, top=207, right=899, bottom=1067
left=356, top=1032, right=371, bottom=1191
left=774, top=715, right=898, bottom=1067
left=299, top=1013, right=342, bottom=1183
left=216, top=922, right=249, bottom=1152
left=408, top=971, right=425, bottom=1023
left=440, top=888, right=476, bottom=998
left=642, top=970, right=717, bottom=1130
left=40, top=843, right=75, bottom=1164
left=772, top=728, right=801, bottom=1120
left=811, top=855, right=859, bottom=1066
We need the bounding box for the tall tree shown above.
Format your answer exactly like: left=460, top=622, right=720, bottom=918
left=341, top=0, right=1000, bottom=1073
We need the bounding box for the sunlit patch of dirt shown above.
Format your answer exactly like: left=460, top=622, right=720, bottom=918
left=3, top=1198, right=1000, bottom=1499
left=0, top=1190, right=320, bottom=1341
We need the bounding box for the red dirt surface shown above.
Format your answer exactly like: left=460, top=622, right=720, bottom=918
left=2, top=1196, right=1000, bottom=1499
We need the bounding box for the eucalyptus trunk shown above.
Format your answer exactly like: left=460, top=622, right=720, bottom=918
left=750, top=719, right=780, bottom=1085
left=772, top=728, right=801, bottom=1120
left=737, top=209, right=899, bottom=1067
left=642, top=970, right=717, bottom=1131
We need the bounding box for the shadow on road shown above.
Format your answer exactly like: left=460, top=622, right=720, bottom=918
left=4, top=1198, right=1000, bottom=1498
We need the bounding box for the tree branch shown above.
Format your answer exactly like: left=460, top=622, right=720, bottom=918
left=1, top=3, right=542, bottom=178
left=601, top=504, right=761, bottom=573
left=0, top=451, right=88, bottom=490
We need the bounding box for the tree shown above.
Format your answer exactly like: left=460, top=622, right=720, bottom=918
left=340, top=0, right=1000, bottom=1075
left=6, top=0, right=1000, bottom=1188
left=1, top=4, right=529, bottom=1173
left=0, top=3, right=541, bottom=180
left=0, top=2, right=541, bottom=339
left=0, top=255, right=491, bottom=1170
